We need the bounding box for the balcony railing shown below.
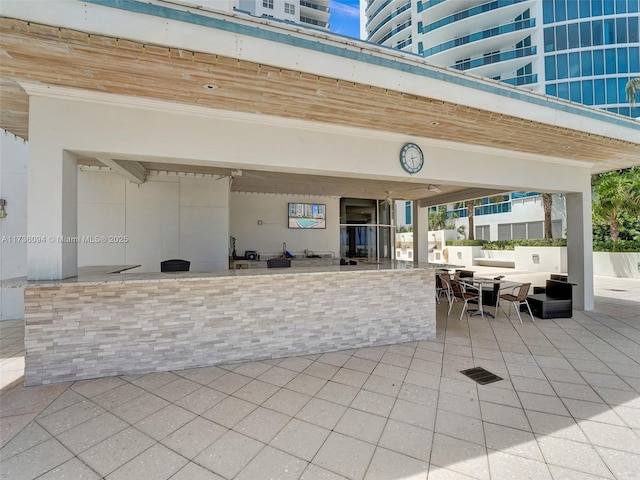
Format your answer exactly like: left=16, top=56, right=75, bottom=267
left=300, top=16, right=329, bottom=28
left=501, top=73, right=538, bottom=86
left=367, top=2, right=412, bottom=40
left=300, top=1, right=330, bottom=13
left=376, top=19, right=412, bottom=44
left=447, top=46, right=537, bottom=70
left=421, top=0, right=530, bottom=34
left=421, top=18, right=535, bottom=57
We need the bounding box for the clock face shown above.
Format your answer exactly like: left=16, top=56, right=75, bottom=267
left=400, top=143, right=424, bottom=174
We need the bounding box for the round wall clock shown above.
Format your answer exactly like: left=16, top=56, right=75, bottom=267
left=399, top=143, right=424, bottom=174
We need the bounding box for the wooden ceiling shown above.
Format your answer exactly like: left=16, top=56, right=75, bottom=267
left=1, top=16, right=639, bottom=201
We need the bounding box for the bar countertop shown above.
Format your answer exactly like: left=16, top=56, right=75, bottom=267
left=0, top=261, right=451, bottom=288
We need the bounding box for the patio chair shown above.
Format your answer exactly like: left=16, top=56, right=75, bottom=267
left=449, top=279, right=483, bottom=321
left=436, top=272, right=453, bottom=306
left=498, top=282, right=534, bottom=324
left=160, top=259, right=190, bottom=272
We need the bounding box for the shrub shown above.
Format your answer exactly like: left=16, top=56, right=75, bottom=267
left=593, top=240, right=640, bottom=252
left=482, top=239, right=567, bottom=250
left=446, top=240, right=487, bottom=246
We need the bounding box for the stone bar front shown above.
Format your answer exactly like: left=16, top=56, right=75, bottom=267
left=20, top=265, right=436, bottom=385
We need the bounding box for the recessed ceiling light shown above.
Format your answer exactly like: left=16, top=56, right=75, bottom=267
left=202, top=83, right=219, bottom=90
left=563, top=145, right=570, bottom=149
left=430, top=121, right=440, bottom=126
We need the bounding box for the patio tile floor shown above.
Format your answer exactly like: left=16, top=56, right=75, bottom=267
left=1, top=271, right=640, bottom=479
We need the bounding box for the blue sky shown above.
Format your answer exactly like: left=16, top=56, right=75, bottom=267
left=329, top=0, right=361, bottom=39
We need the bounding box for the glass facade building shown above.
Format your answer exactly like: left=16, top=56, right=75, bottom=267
left=365, top=0, right=640, bottom=118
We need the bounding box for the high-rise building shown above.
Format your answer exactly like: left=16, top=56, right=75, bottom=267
left=365, top=0, right=640, bottom=118
left=236, top=0, right=330, bottom=30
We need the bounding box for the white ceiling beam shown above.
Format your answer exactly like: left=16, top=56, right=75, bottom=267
left=94, top=156, right=148, bottom=184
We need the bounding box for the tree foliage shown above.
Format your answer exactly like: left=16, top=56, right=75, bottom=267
left=627, top=77, right=640, bottom=105
left=592, top=167, right=640, bottom=244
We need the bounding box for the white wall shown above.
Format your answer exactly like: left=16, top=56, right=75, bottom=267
left=78, top=170, right=230, bottom=272
left=230, top=192, right=340, bottom=258
left=0, top=130, right=28, bottom=320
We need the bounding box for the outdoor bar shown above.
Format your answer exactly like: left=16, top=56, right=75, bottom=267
left=13, top=264, right=435, bottom=385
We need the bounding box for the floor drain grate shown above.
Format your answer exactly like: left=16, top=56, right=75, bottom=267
left=460, top=367, right=503, bottom=385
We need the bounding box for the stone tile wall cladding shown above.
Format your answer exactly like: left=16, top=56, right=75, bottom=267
left=23, top=270, right=436, bottom=385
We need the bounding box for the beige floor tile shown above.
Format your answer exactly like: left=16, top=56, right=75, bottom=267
left=343, top=356, right=378, bottom=374
left=109, top=391, right=169, bottom=424
left=235, top=445, right=308, bottom=480
left=257, top=366, right=299, bottom=387
left=483, top=423, right=544, bottom=462
left=36, top=457, right=102, bottom=480
left=105, top=443, right=187, bottom=480
left=526, top=410, right=589, bottom=442
left=435, top=410, right=485, bottom=446
left=276, top=356, right=314, bottom=373
left=233, top=406, right=290, bottom=443
left=194, top=430, right=264, bottom=479
left=57, top=411, right=128, bottom=454
left=177, top=365, right=227, bottom=385
left=174, top=386, right=228, bottom=415
left=91, top=383, right=146, bottom=410
left=316, top=381, right=360, bottom=406
left=331, top=368, right=370, bottom=388
left=71, top=376, right=126, bottom=398
left=0, top=420, right=51, bottom=460
left=378, top=419, right=433, bottom=462
left=270, top=417, right=330, bottom=461
left=36, top=399, right=105, bottom=436
left=303, top=361, right=340, bottom=380
left=0, top=412, right=37, bottom=449
left=427, top=465, right=478, bottom=479
left=36, top=389, right=85, bottom=418
left=430, top=433, right=489, bottom=480
left=438, top=392, right=481, bottom=420
left=487, top=450, right=552, bottom=480
left=352, top=346, right=388, bottom=362
left=517, top=391, right=570, bottom=416
left=301, top=463, right=350, bottom=479
left=262, top=387, right=311, bottom=416
left=201, top=395, right=257, bottom=428
left=364, top=446, right=429, bottom=479
left=231, top=361, right=272, bottom=378
left=380, top=351, right=413, bottom=368
left=133, top=404, right=196, bottom=441
left=362, top=374, right=403, bottom=397
left=77, top=427, right=155, bottom=477
left=404, top=370, right=442, bottom=390
left=0, top=437, right=73, bottom=480
left=285, top=373, right=328, bottom=396
left=169, top=461, right=225, bottom=480
left=480, top=401, right=531, bottom=431
left=296, top=397, right=347, bottom=430
left=579, top=420, right=640, bottom=455
left=334, top=408, right=386, bottom=444
left=152, top=377, right=201, bottom=403
left=233, top=379, right=279, bottom=405
left=129, top=371, right=180, bottom=391
left=161, top=416, right=228, bottom=459
left=372, top=363, right=407, bottom=382
left=390, top=399, right=436, bottom=430
left=0, top=383, right=69, bottom=418
left=317, top=352, right=351, bottom=367
left=595, top=446, right=640, bottom=480
left=477, top=385, right=520, bottom=408
left=537, top=435, right=613, bottom=478
left=547, top=464, right=612, bottom=480
left=208, top=372, right=253, bottom=395
left=563, top=398, right=627, bottom=426
left=313, top=432, right=376, bottom=480
left=350, top=389, right=396, bottom=417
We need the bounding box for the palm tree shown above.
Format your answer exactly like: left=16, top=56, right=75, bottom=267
left=542, top=193, right=553, bottom=238
left=592, top=168, right=640, bottom=243
left=428, top=205, right=456, bottom=231
left=626, top=78, right=640, bottom=105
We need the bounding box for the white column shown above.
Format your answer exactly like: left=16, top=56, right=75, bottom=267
left=413, top=201, right=430, bottom=265
left=27, top=147, right=78, bottom=280
left=566, top=190, right=593, bottom=311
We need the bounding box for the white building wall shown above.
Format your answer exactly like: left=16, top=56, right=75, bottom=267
left=0, top=130, right=28, bottom=320
left=78, top=170, right=230, bottom=273
left=230, top=192, right=340, bottom=258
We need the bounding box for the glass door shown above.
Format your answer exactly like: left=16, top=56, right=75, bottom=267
left=339, top=198, right=394, bottom=263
